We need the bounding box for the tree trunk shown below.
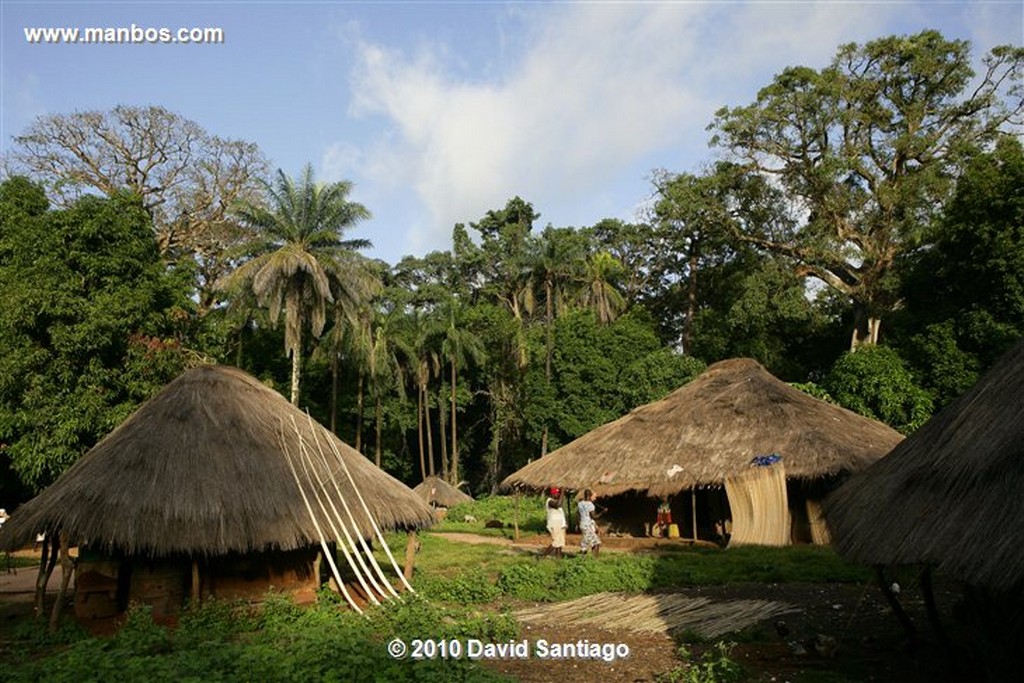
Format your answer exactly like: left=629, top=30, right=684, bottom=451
left=329, top=352, right=339, bottom=434
left=541, top=279, right=553, bottom=457
left=290, top=349, right=301, bottom=406
left=417, top=384, right=426, bottom=481
left=424, top=381, right=435, bottom=478
left=375, top=394, right=383, bottom=467
left=450, top=361, right=459, bottom=484
left=355, top=372, right=365, bottom=453
left=289, top=332, right=302, bottom=406
left=682, top=244, right=699, bottom=355
left=438, top=385, right=449, bottom=481
left=235, top=320, right=245, bottom=367
left=850, top=305, right=882, bottom=351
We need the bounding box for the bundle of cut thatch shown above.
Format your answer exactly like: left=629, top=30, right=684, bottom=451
left=0, top=365, right=434, bottom=557
left=413, top=476, right=472, bottom=508
left=501, top=358, right=902, bottom=497
left=825, top=338, right=1024, bottom=593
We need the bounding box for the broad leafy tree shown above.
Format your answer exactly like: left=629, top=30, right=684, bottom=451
left=711, top=31, right=1024, bottom=348
left=0, top=178, right=188, bottom=490
left=896, top=134, right=1024, bottom=406
left=10, top=105, right=269, bottom=311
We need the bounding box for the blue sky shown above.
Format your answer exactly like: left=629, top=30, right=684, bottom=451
left=2, top=1, right=1022, bottom=266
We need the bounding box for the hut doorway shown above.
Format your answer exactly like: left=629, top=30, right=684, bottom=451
left=592, top=488, right=729, bottom=543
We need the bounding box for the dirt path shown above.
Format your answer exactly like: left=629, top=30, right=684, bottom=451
left=0, top=566, right=42, bottom=597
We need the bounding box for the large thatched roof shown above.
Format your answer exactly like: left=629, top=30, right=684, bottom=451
left=825, top=338, right=1024, bottom=593
left=501, top=358, right=903, bottom=497
left=0, top=365, right=434, bottom=556
left=413, top=476, right=473, bottom=508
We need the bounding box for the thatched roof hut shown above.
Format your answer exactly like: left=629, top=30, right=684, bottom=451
left=501, top=358, right=902, bottom=545
left=0, top=365, right=433, bottom=556
left=413, top=476, right=473, bottom=508
left=825, top=338, right=1024, bottom=594
left=502, top=358, right=902, bottom=495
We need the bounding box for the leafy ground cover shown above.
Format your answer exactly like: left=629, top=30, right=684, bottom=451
left=2, top=592, right=516, bottom=682
left=0, top=525, right=955, bottom=683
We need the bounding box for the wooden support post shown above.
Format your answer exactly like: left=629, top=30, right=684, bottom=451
left=313, top=551, right=322, bottom=592
left=34, top=533, right=57, bottom=618
left=513, top=492, right=520, bottom=541
left=49, top=533, right=74, bottom=632
left=920, top=566, right=959, bottom=674
left=403, top=531, right=418, bottom=584
left=691, top=489, right=698, bottom=541
left=190, top=559, right=201, bottom=607
left=875, top=566, right=917, bottom=646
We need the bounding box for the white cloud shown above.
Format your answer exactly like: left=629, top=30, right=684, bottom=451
left=336, top=1, right=1010, bottom=260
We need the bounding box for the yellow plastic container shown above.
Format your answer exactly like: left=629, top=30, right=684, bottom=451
left=667, top=523, right=680, bottom=539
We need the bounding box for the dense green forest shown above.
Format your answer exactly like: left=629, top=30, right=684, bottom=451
left=2, top=30, right=1022, bottom=502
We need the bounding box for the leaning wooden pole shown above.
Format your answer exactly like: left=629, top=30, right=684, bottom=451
left=875, top=565, right=916, bottom=645
left=49, top=533, right=74, bottom=632
left=403, top=531, right=417, bottom=580
left=34, top=533, right=57, bottom=618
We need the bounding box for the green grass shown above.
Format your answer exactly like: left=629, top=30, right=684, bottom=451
left=393, top=532, right=870, bottom=606
left=2, top=553, right=42, bottom=570
left=0, top=500, right=876, bottom=683
left=432, top=494, right=548, bottom=537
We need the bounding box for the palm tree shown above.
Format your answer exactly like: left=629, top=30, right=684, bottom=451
left=226, top=164, right=374, bottom=405
left=532, top=227, right=585, bottom=455
left=579, top=251, right=627, bottom=325
left=440, top=298, right=486, bottom=483
left=403, top=309, right=442, bottom=478
left=316, top=260, right=385, bottom=434
left=367, top=311, right=412, bottom=467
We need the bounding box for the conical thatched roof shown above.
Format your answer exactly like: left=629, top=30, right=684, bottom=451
left=501, top=358, right=903, bottom=497
left=0, top=365, right=434, bottom=556
left=413, top=476, right=473, bottom=508
left=825, top=338, right=1024, bottom=593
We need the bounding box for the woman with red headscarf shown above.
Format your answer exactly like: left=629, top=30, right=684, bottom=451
left=541, top=487, right=566, bottom=558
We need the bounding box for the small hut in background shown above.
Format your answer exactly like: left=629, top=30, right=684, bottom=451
left=825, top=338, right=1024, bottom=676
left=501, top=358, right=902, bottom=546
left=413, top=476, right=472, bottom=520
left=0, top=365, right=434, bottom=620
